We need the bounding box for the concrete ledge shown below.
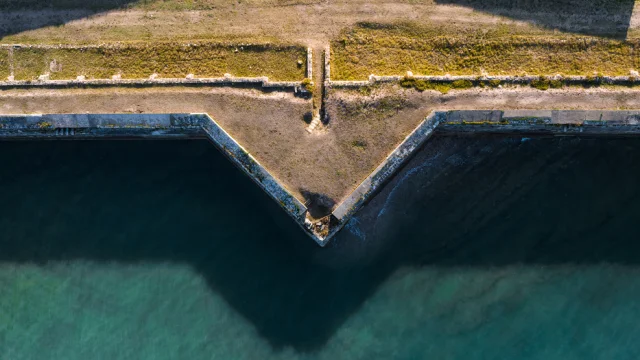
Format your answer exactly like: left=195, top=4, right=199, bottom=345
left=438, top=110, right=640, bottom=133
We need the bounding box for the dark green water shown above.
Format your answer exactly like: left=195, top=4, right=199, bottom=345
left=2, top=136, right=640, bottom=359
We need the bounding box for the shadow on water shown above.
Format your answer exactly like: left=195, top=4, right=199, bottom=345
left=2, top=136, right=640, bottom=351
left=0, top=1, right=138, bottom=39
left=434, top=0, right=635, bottom=38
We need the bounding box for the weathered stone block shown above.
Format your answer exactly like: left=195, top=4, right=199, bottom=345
left=446, top=110, right=503, bottom=124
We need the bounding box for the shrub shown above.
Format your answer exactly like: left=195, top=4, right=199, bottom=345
left=451, top=79, right=473, bottom=89
left=351, top=140, right=367, bottom=149
left=530, top=76, right=550, bottom=90
left=301, top=77, right=314, bottom=92
left=550, top=79, right=563, bottom=89
left=400, top=76, right=416, bottom=88
left=414, top=79, right=429, bottom=91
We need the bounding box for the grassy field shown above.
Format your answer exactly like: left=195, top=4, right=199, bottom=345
left=331, top=22, right=640, bottom=80
left=9, top=43, right=306, bottom=81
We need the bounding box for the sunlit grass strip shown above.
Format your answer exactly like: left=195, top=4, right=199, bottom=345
left=331, top=22, right=640, bottom=81
left=10, top=43, right=307, bottom=81
left=0, top=48, right=9, bottom=79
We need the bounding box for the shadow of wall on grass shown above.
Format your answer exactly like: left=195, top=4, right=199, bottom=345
left=435, top=0, right=635, bottom=38
left=3, top=135, right=640, bottom=353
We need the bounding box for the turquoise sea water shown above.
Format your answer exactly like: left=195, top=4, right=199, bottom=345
left=2, top=136, right=640, bottom=359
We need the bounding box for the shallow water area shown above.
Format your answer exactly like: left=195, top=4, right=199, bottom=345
left=2, top=136, right=640, bottom=359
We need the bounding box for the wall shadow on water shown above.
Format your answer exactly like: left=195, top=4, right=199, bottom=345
left=2, top=136, right=640, bottom=352
left=0, top=1, right=138, bottom=39
left=434, top=0, right=635, bottom=38
left=0, top=140, right=390, bottom=352
left=357, top=135, right=640, bottom=269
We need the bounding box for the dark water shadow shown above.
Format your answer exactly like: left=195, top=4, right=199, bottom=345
left=0, top=1, right=138, bottom=39
left=2, top=136, right=640, bottom=351
left=354, top=135, right=640, bottom=268
left=0, top=140, right=387, bottom=352
left=434, top=0, right=635, bottom=38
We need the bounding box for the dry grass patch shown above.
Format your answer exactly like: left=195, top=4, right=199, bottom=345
left=332, top=22, right=640, bottom=80
left=0, top=49, right=9, bottom=79
left=11, top=43, right=306, bottom=81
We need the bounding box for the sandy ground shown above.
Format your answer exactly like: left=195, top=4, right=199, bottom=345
left=2, top=0, right=639, bottom=47
left=3, top=86, right=640, bottom=212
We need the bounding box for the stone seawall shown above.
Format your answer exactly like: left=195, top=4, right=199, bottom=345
left=320, top=110, right=640, bottom=245
left=0, top=113, right=312, bottom=242
left=4, top=110, right=640, bottom=247
left=438, top=110, right=640, bottom=135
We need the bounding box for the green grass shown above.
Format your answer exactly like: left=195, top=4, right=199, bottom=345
left=332, top=22, right=640, bottom=80
left=0, top=49, right=9, bottom=79
left=11, top=43, right=306, bottom=81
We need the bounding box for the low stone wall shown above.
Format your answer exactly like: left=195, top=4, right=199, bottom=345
left=306, top=48, right=313, bottom=79
left=328, top=74, right=640, bottom=88
left=0, top=77, right=307, bottom=92
left=323, top=46, right=331, bottom=87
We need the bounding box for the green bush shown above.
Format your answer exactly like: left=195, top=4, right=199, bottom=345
left=451, top=79, right=473, bottom=89
left=489, top=79, right=501, bottom=87
left=301, top=77, right=314, bottom=92
left=531, top=77, right=550, bottom=90
left=400, top=76, right=416, bottom=88
left=550, top=79, right=563, bottom=88
left=414, top=79, right=429, bottom=91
